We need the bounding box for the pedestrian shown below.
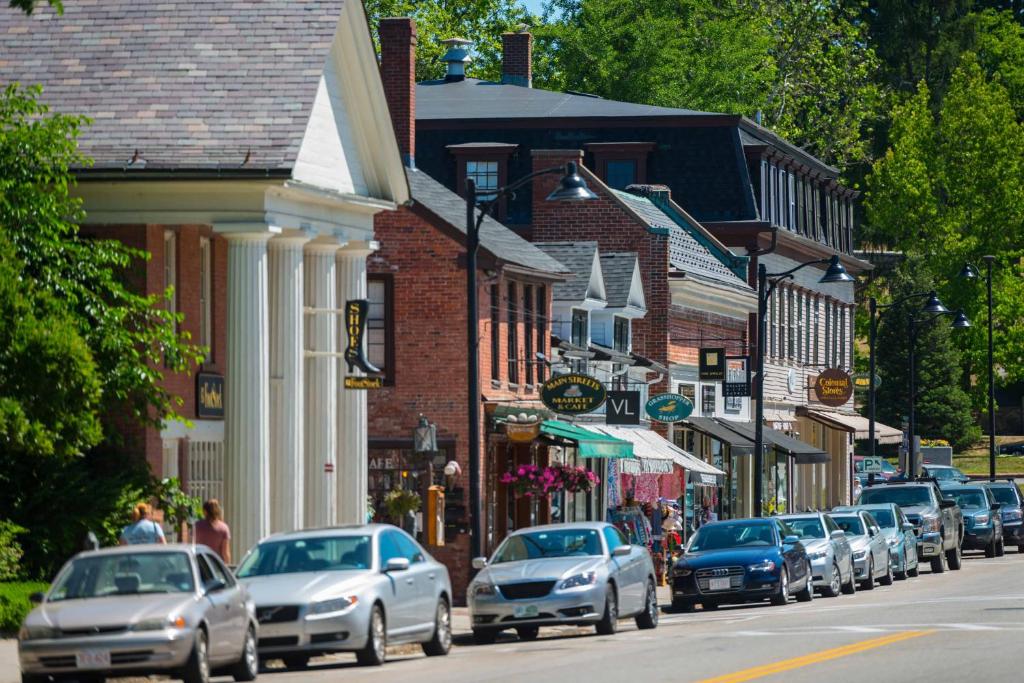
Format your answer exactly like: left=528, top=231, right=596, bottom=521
left=119, top=503, right=166, bottom=545
left=194, top=499, right=232, bottom=564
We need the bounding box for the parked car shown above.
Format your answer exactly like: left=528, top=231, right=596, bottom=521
left=18, top=544, right=258, bottom=683
left=778, top=513, right=856, bottom=597
left=467, top=522, right=657, bottom=643
left=944, top=484, right=1005, bottom=557
left=836, top=503, right=919, bottom=580
left=859, top=481, right=964, bottom=573
left=670, top=518, right=813, bottom=612
left=921, top=464, right=970, bottom=487
left=982, top=480, right=1024, bottom=552
left=998, top=441, right=1024, bottom=455
left=829, top=510, right=892, bottom=590
left=235, top=525, right=452, bottom=668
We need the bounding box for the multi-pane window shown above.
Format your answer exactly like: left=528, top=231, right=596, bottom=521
left=507, top=282, right=519, bottom=384
left=613, top=316, right=630, bottom=353
left=367, top=277, right=391, bottom=377
left=840, top=306, right=847, bottom=369
left=523, top=285, right=534, bottom=385
left=813, top=296, right=820, bottom=366
left=163, top=230, right=176, bottom=366
left=570, top=308, right=588, bottom=373
left=467, top=160, right=499, bottom=202
left=535, top=286, right=546, bottom=383
left=490, top=285, right=501, bottom=381
left=701, top=384, right=717, bottom=416
left=199, top=236, right=212, bottom=358
left=804, top=293, right=812, bottom=364
left=824, top=302, right=831, bottom=367
left=787, top=287, right=795, bottom=361
left=796, top=291, right=804, bottom=364
left=788, top=171, right=796, bottom=230
left=605, top=160, right=637, bottom=190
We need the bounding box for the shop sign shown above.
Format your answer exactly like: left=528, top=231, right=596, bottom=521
left=196, top=372, right=224, bottom=419
left=606, top=390, right=641, bottom=425
left=699, top=348, right=726, bottom=381
left=343, top=299, right=381, bottom=375
left=344, top=376, right=383, bottom=390
left=814, top=368, right=854, bottom=407
left=723, top=356, right=751, bottom=397
left=540, top=373, right=607, bottom=414
left=505, top=422, right=541, bottom=442
left=645, top=392, right=694, bottom=423
left=852, top=372, right=881, bottom=391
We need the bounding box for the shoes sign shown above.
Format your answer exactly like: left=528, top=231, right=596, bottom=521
left=540, top=373, right=607, bottom=414
left=343, top=299, right=383, bottom=389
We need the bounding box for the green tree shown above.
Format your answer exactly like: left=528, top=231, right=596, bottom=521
left=8, top=0, right=61, bottom=15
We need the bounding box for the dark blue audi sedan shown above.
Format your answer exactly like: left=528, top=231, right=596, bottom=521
left=670, top=518, right=814, bottom=612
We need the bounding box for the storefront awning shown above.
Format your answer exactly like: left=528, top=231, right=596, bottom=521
left=683, top=417, right=755, bottom=456
left=799, top=409, right=902, bottom=444
left=713, top=419, right=831, bottom=464
left=539, top=420, right=634, bottom=459
left=589, top=426, right=726, bottom=483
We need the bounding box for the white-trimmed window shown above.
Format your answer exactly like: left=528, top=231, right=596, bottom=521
left=199, top=237, right=212, bottom=358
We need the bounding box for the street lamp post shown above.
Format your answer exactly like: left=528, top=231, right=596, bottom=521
left=754, top=255, right=853, bottom=516
left=464, top=162, right=597, bottom=561
left=960, top=256, right=997, bottom=480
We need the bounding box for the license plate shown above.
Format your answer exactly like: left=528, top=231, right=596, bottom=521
left=76, top=650, right=111, bottom=669
left=709, top=578, right=731, bottom=591
left=513, top=604, right=539, bottom=618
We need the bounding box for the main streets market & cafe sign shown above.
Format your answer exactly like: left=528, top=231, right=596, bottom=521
left=540, top=373, right=607, bottom=415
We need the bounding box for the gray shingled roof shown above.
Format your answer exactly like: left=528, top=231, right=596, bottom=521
left=599, top=252, right=642, bottom=309
left=0, top=1, right=344, bottom=170
left=407, top=170, right=568, bottom=275
left=612, top=190, right=750, bottom=290
left=417, top=79, right=721, bottom=120
left=533, top=242, right=601, bottom=302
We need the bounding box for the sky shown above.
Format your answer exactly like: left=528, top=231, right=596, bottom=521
left=521, top=0, right=546, bottom=15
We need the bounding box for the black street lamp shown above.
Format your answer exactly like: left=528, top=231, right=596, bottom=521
left=754, top=255, right=853, bottom=516
left=464, top=162, right=597, bottom=560
left=959, top=256, right=996, bottom=480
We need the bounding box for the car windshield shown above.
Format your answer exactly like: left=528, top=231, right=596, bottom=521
left=492, top=528, right=602, bottom=563
left=927, top=467, right=962, bottom=480
left=783, top=518, right=825, bottom=540
left=868, top=509, right=896, bottom=527
left=859, top=486, right=933, bottom=507
left=236, top=536, right=371, bottom=577
left=49, top=552, right=194, bottom=601
left=832, top=516, right=866, bottom=536
left=881, top=460, right=897, bottom=473
left=951, top=490, right=987, bottom=509
left=687, top=523, right=776, bottom=551
left=988, top=487, right=1020, bottom=506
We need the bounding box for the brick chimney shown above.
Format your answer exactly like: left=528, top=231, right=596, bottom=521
left=501, top=30, right=532, bottom=87
left=379, top=17, right=416, bottom=168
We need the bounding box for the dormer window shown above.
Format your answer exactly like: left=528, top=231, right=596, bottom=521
left=447, top=143, right=519, bottom=220
left=585, top=142, right=655, bottom=190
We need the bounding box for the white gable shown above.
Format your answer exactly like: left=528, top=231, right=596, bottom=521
left=586, top=251, right=607, bottom=303
left=627, top=259, right=647, bottom=311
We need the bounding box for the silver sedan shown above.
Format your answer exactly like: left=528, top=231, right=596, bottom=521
left=19, top=544, right=257, bottom=683
left=831, top=510, right=893, bottom=590
left=778, top=513, right=856, bottom=597
left=468, top=522, right=658, bottom=644
left=235, top=524, right=451, bottom=668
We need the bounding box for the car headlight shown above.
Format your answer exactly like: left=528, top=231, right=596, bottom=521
left=921, top=516, right=940, bottom=532
left=134, top=615, right=187, bottom=631
left=887, top=537, right=900, bottom=547
left=18, top=625, right=58, bottom=641
left=558, top=572, right=597, bottom=590
left=748, top=559, right=776, bottom=572
left=974, top=514, right=990, bottom=525
left=853, top=550, right=867, bottom=560
left=672, top=565, right=692, bottom=577
left=1004, top=509, right=1023, bottom=521
left=472, top=583, right=497, bottom=597
left=807, top=550, right=827, bottom=561
left=307, top=596, right=358, bottom=617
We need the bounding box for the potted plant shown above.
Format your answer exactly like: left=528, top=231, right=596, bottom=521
left=383, top=488, right=421, bottom=531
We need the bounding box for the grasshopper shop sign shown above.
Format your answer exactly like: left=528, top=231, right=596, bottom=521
left=645, top=393, right=694, bottom=423
left=540, top=373, right=607, bottom=415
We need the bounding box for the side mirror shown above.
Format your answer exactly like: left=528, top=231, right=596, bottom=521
left=783, top=535, right=800, bottom=545
left=612, top=544, right=632, bottom=558
left=991, top=502, right=1002, bottom=511
left=204, top=579, right=227, bottom=595
left=471, top=556, right=488, bottom=570
left=939, top=499, right=957, bottom=509
left=28, top=592, right=44, bottom=604
left=829, top=530, right=846, bottom=540
left=384, top=557, right=410, bottom=573
left=902, top=522, right=915, bottom=531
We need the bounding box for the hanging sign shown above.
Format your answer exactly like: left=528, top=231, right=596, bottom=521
left=851, top=372, right=881, bottom=391
left=343, top=299, right=381, bottom=375
left=344, top=376, right=383, bottom=390
left=814, top=368, right=854, bottom=407
left=699, top=348, right=726, bottom=381
left=540, top=373, right=607, bottom=414
left=505, top=422, right=541, bottom=442
left=606, top=390, right=641, bottom=425
left=196, top=372, right=224, bottom=419
left=645, top=393, right=694, bottom=423
left=723, top=356, right=751, bottom=397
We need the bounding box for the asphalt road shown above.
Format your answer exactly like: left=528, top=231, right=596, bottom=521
left=254, top=549, right=1024, bottom=683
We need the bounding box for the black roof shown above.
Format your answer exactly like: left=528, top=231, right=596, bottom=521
left=532, top=242, right=601, bottom=301
left=599, top=252, right=641, bottom=309
left=407, top=170, right=568, bottom=276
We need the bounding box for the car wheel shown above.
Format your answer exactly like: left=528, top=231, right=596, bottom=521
left=895, top=549, right=908, bottom=580
left=770, top=568, right=789, bottom=606
left=823, top=561, right=841, bottom=598
left=860, top=558, right=875, bottom=590
left=422, top=598, right=452, bottom=656
left=986, top=536, right=997, bottom=558
left=795, top=562, right=814, bottom=603
left=635, top=579, right=659, bottom=629
left=515, top=626, right=540, bottom=641
left=908, top=557, right=920, bottom=578
left=670, top=598, right=695, bottom=613
left=229, top=626, right=258, bottom=681
left=472, top=628, right=498, bottom=645
left=181, top=628, right=210, bottom=683
left=841, top=563, right=857, bottom=595
left=947, top=542, right=963, bottom=570
left=931, top=549, right=947, bottom=573
left=355, top=604, right=386, bottom=666
left=879, top=555, right=894, bottom=586
left=996, top=536, right=1005, bottom=556
left=595, top=585, right=618, bottom=635
left=702, top=600, right=719, bottom=611
left=281, top=655, right=310, bottom=670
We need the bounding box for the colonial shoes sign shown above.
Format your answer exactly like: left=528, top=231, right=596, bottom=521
left=540, top=373, right=607, bottom=414
left=814, top=368, right=854, bottom=407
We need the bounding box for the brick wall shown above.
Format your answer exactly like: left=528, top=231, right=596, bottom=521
left=668, top=306, right=748, bottom=367
left=501, top=31, right=532, bottom=87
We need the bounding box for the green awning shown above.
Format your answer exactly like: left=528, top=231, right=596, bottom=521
left=539, top=420, right=634, bottom=459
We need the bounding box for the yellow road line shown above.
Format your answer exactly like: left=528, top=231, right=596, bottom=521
left=696, top=630, right=934, bottom=683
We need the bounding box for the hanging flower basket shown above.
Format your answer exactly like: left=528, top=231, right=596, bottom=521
left=501, top=464, right=600, bottom=497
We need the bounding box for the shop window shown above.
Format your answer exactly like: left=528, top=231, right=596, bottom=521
left=490, top=285, right=501, bottom=381
left=523, top=285, right=534, bottom=385
left=678, top=383, right=696, bottom=413
left=701, top=384, right=717, bottom=416
left=199, top=237, right=212, bottom=360
left=367, top=276, right=394, bottom=384
left=507, top=282, right=519, bottom=384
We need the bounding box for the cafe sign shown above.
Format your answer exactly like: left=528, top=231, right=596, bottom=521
left=540, top=373, right=607, bottom=415
left=813, top=368, right=854, bottom=407
left=196, top=372, right=224, bottom=420
left=645, top=392, right=694, bottom=423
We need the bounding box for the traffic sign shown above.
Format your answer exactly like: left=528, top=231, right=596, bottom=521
left=862, top=456, right=884, bottom=473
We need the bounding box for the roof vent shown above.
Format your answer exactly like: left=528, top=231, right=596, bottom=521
left=441, top=37, right=472, bottom=82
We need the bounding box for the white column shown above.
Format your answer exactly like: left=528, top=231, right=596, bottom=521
left=268, top=235, right=309, bottom=533
left=336, top=241, right=376, bottom=525
left=223, top=231, right=273, bottom=558
left=304, top=240, right=339, bottom=527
